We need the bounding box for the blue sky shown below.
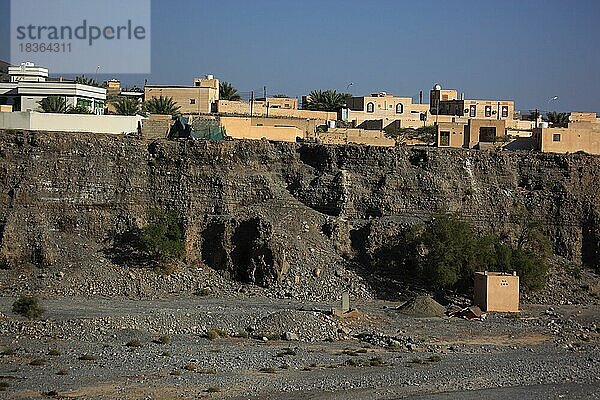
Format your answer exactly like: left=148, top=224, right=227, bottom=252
left=1, top=0, right=599, bottom=112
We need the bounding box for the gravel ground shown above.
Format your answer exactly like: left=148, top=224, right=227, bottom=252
left=0, top=296, right=598, bottom=399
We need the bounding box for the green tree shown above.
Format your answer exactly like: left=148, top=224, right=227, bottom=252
left=521, top=110, right=539, bottom=121
left=417, top=214, right=481, bottom=291
left=114, top=97, right=141, bottom=116
left=546, top=112, right=569, bottom=128
left=75, top=75, right=99, bottom=87
left=304, top=89, right=351, bottom=112
left=397, top=214, right=551, bottom=292
left=38, top=96, right=68, bottom=113
left=67, top=105, right=93, bottom=114
left=139, top=209, right=185, bottom=261
left=219, top=81, right=241, bottom=101
left=143, top=96, right=181, bottom=116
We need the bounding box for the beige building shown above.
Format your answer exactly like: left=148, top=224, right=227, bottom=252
left=474, top=271, right=519, bottom=313
left=437, top=118, right=507, bottom=149
left=106, top=80, right=122, bottom=96
left=430, top=84, right=515, bottom=122
left=533, top=112, right=600, bottom=155
left=144, top=75, right=219, bottom=114
left=342, top=92, right=432, bottom=130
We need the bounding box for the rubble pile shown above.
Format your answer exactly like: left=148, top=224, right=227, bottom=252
left=397, top=296, right=447, bottom=318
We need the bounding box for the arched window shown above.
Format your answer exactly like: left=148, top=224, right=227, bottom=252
left=395, top=103, right=404, bottom=114
left=366, top=102, right=374, bottom=113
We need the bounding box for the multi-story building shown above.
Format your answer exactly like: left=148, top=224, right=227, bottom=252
left=430, top=84, right=515, bottom=122
left=341, top=92, right=430, bottom=130
left=144, top=75, right=219, bottom=114
left=0, top=62, right=106, bottom=114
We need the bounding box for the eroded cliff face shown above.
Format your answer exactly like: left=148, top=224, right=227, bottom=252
left=0, top=130, right=598, bottom=295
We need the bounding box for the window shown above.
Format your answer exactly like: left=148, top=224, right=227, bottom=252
left=485, top=106, right=492, bottom=118
left=190, top=99, right=196, bottom=104
left=366, top=102, right=374, bottom=113
left=502, top=106, right=509, bottom=118
left=439, top=131, right=450, bottom=146
left=553, top=133, right=561, bottom=142
left=395, top=103, right=404, bottom=114
left=470, top=105, right=476, bottom=117
left=479, top=126, right=497, bottom=142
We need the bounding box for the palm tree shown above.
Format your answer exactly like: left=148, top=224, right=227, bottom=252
left=219, top=82, right=241, bottom=101
left=546, top=112, right=569, bottom=128
left=114, top=97, right=141, bottom=116
left=143, top=95, right=181, bottom=116
left=75, top=75, right=99, bottom=87
left=38, top=96, right=68, bottom=113
left=67, top=105, right=93, bottom=114
left=304, top=90, right=351, bottom=112
left=522, top=111, right=539, bottom=121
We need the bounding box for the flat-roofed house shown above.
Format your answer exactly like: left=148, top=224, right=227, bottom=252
left=144, top=75, right=219, bottom=114
left=0, top=62, right=106, bottom=114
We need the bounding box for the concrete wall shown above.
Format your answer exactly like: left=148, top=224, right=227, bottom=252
left=506, top=119, right=535, bottom=130
left=220, top=117, right=303, bottom=142
left=534, top=122, right=600, bottom=155
left=217, top=100, right=336, bottom=120
left=0, top=111, right=144, bottom=135
left=570, top=112, right=597, bottom=123
left=250, top=116, right=323, bottom=138
left=141, top=114, right=172, bottom=140
left=318, top=128, right=395, bottom=147
left=474, top=272, right=519, bottom=312
left=256, top=97, right=298, bottom=110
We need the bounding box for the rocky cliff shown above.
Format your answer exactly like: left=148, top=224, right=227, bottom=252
left=0, top=130, right=598, bottom=299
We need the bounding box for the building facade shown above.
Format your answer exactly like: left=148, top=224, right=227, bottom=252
left=0, top=62, right=106, bottom=114
left=144, top=75, right=219, bottom=114
left=437, top=118, right=507, bottom=149
left=533, top=112, right=600, bottom=154
left=342, top=92, right=431, bottom=130
left=474, top=271, right=520, bottom=313
left=430, top=84, right=515, bottom=122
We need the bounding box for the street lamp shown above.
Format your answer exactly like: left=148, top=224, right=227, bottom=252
left=346, top=82, right=354, bottom=92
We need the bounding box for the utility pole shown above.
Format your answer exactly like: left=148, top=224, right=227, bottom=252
left=250, top=90, right=254, bottom=119
left=263, top=86, right=267, bottom=99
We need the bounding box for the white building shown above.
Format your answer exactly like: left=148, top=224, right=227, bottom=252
left=0, top=62, right=106, bottom=114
